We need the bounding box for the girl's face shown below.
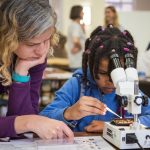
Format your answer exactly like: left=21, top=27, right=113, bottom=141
left=95, top=58, right=115, bottom=94
left=15, top=28, right=52, bottom=60
left=105, top=8, right=116, bottom=24
left=80, top=10, right=84, bottom=20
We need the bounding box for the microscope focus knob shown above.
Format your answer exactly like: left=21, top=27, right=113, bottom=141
left=134, top=97, right=143, bottom=106
left=121, top=96, right=128, bottom=107
left=142, top=95, right=149, bottom=106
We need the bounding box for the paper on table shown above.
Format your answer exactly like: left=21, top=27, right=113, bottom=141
left=0, top=136, right=115, bottom=150
left=0, top=139, right=37, bottom=150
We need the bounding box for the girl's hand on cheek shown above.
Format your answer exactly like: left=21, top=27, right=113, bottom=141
left=84, top=120, right=104, bottom=133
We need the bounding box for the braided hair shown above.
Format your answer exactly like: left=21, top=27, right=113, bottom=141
left=82, top=25, right=138, bottom=84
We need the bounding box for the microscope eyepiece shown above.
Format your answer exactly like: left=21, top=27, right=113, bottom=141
left=110, top=49, right=122, bottom=69
left=125, top=53, right=135, bottom=68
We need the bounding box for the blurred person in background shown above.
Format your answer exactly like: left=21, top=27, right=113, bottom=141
left=67, top=5, right=86, bottom=72
left=104, top=6, right=124, bottom=31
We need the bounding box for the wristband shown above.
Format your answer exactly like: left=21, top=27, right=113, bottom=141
left=12, top=71, right=30, bottom=83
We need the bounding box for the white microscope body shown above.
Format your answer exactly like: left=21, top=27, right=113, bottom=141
left=103, top=52, right=150, bottom=149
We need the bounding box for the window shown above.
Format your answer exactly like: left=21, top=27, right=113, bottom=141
left=83, top=6, right=91, bottom=25
left=106, top=0, right=133, bottom=11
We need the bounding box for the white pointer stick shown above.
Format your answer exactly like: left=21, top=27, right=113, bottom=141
left=106, top=107, right=122, bottom=119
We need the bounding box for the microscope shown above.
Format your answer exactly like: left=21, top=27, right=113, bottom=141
left=103, top=50, right=150, bottom=149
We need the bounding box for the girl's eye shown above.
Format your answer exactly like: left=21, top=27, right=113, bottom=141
left=98, top=72, right=109, bottom=76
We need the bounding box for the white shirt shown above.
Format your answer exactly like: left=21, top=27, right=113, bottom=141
left=66, top=21, right=86, bottom=69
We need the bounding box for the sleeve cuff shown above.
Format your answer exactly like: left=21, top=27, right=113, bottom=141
left=0, top=116, right=18, bottom=138
left=29, top=59, right=47, bottom=73
left=138, top=115, right=150, bottom=127
left=11, top=81, right=30, bottom=88
left=53, top=108, right=78, bottom=128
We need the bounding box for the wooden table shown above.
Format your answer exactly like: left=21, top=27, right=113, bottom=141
left=74, top=132, right=101, bottom=137
left=43, top=67, right=72, bottom=80
left=47, top=58, right=69, bottom=70
left=47, top=58, right=69, bottom=66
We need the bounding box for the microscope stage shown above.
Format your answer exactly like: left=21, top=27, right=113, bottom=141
left=103, top=122, right=150, bottom=149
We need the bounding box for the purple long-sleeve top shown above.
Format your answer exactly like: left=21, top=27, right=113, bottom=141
left=0, top=61, right=46, bottom=138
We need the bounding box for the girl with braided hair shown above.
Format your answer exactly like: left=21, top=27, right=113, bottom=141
left=41, top=25, right=150, bottom=132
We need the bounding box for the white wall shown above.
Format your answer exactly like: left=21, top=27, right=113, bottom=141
left=119, top=11, right=150, bottom=53
left=119, top=11, right=150, bottom=72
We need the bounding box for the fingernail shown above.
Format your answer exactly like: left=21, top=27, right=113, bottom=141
left=84, top=127, right=87, bottom=131
left=103, top=112, right=106, bottom=115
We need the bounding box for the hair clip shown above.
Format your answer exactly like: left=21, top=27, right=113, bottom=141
left=109, top=24, right=113, bottom=28
left=102, top=28, right=105, bottom=31
left=96, top=37, right=101, bottom=41
left=111, top=49, right=116, bottom=53
left=123, top=31, right=127, bottom=35
left=99, top=45, right=104, bottom=49
left=85, top=49, right=91, bottom=54
left=123, top=48, right=129, bottom=52
left=127, top=42, right=132, bottom=46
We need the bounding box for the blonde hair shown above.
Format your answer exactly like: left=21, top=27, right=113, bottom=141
left=0, top=0, right=58, bottom=86
left=104, top=6, right=120, bottom=28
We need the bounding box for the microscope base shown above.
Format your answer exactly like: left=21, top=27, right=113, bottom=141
left=103, top=122, right=150, bottom=149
